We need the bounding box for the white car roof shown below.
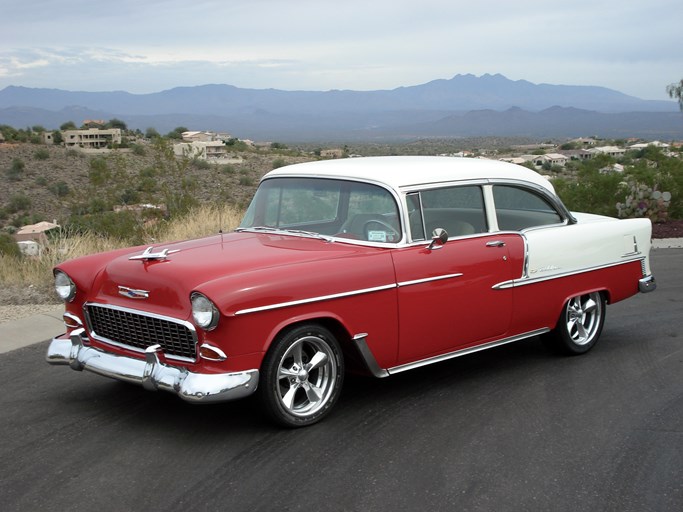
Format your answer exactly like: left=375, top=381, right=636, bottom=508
left=265, top=156, right=556, bottom=194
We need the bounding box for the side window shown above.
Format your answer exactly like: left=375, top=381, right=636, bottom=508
left=493, top=185, right=562, bottom=230
left=419, top=185, right=486, bottom=237
left=407, top=193, right=426, bottom=241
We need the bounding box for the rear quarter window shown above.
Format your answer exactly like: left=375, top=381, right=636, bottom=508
left=493, top=185, right=563, bottom=231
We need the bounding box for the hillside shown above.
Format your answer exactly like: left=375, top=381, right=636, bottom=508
left=0, top=141, right=313, bottom=233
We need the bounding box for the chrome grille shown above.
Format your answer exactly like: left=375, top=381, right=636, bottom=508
left=85, top=304, right=197, bottom=360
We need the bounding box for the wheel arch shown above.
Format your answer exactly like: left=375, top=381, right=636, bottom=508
left=260, top=313, right=354, bottom=361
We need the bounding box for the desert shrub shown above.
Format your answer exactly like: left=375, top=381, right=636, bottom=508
left=0, top=233, right=21, bottom=258
left=554, top=169, right=625, bottom=217
left=131, top=144, right=146, bottom=156
left=192, top=158, right=211, bottom=170
left=49, top=181, right=70, bottom=198
left=7, top=194, right=32, bottom=214
left=5, top=158, right=25, bottom=181
left=34, top=148, right=50, bottom=160
left=65, top=210, right=141, bottom=243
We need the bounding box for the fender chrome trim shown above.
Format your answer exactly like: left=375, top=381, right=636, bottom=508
left=492, top=257, right=646, bottom=290
left=234, top=283, right=396, bottom=315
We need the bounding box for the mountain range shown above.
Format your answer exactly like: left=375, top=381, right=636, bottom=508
left=1, top=74, right=681, bottom=141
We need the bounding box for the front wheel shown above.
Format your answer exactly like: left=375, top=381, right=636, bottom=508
left=544, top=292, right=606, bottom=355
left=259, top=324, right=344, bottom=427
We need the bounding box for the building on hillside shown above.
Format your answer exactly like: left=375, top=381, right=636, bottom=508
left=589, top=146, right=626, bottom=157
left=600, top=163, right=625, bottom=174
left=629, top=141, right=670, bottom=149
left=181, top=131, right=214, bottom=142
left=13, top=221, right=60, bottom=244
left=532, top=153, right=568, bottom=167
left=62, top=128, right=122, bottom=149
left=320, top=149, right=344, bottom=159
left=41, top=132, right=55, bottom=145
left=570, top=137, right=598, bottom=146
left=558, top=149, right=593, bottom=161
left=173, top=140, right=242, bottom=162
left=83, top=120, right=106, bottom=128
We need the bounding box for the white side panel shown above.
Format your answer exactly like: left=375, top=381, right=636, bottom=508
left=523, top=217, right=652, bottom=279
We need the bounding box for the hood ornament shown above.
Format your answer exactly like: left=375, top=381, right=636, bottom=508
left=118, top=286, right=150, bottom=299
left=129, top=246, right=179, bottom=261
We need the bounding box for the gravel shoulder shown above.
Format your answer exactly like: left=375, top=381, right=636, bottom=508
left=0, top=304, right=63, bottom=324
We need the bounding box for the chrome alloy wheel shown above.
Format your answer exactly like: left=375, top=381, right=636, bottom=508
left=564, top=292, right=603, bottom=346
left=275, top=334, right=339, bottom=418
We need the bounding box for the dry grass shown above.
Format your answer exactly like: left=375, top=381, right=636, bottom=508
left=148, top=204, right=244, bottom=243
left=0, top=204, right=244, bottom=305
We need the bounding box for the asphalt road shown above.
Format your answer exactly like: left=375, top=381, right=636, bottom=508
left=1, top=250, right=681, bottom=512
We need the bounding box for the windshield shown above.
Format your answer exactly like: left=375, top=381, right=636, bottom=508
left=239, top=177, right=402, bottom=243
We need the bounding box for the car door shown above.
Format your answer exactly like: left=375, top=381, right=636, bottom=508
left=391, top=185, right=517, bottom=364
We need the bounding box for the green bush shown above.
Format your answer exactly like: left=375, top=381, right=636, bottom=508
left=5, top=158, right=25, bottom=181
left=272, top=158, right=287, bottom=169
left=49, top=181, right=70, bottom=198
left=7, top=194, right=32, bottom=214
left=34, top=148, right=50, bottom=160
left=0, top=232, right=21, bottom=258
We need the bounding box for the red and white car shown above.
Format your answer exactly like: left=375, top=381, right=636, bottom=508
left=47, top=156, right=656, bottom=426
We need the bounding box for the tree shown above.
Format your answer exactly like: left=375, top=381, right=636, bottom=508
left=107, top=118, right=128, bottom=130
left=145, top=127, right=160, bottom=139
left=60, top=121, right=77, bottom=130
left=166, top=126, right=189, bottom=139
left=667, top=79, right=683, bottom=111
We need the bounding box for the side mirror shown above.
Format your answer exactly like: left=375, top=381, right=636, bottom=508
left=428, top=228, right=449, bottom=250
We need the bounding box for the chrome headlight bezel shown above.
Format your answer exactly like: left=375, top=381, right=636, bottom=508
left=191, top=292, right=219, bottom=331
left=54, top=270, right=76, bottom=302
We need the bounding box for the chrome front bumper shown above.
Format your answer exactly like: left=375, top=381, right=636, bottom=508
left=46, top=329, right=259, bottom=403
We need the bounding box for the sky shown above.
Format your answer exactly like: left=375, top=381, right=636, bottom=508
left=1, top=0, right=682, bottom=100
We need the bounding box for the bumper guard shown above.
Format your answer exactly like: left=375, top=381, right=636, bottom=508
left=46, top=329, right=258, bottom=403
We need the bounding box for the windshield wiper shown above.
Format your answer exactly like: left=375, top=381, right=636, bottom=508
left=236, top=226, right=332, bottom=242
left=235, top=226, right=279, bottom=233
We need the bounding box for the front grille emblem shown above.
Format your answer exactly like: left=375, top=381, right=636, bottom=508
left=118, top=286, right=150, bottom=299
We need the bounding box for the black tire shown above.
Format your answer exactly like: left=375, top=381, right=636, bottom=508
left=259, top=324, right=344, bottom=427
left=543, top=292, right=606, bottom=355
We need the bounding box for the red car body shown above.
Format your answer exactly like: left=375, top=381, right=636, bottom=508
left=47, top=156, right=656, bottom=426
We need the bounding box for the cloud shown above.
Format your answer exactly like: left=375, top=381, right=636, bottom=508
left=0, top=0, right=681, bottom=99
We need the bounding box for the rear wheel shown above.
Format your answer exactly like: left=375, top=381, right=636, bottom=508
left=259, top=324, right=344, bottom=427
left=544, top=292, right=606, bottom=355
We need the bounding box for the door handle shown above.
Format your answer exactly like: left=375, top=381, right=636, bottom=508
left=486, top=240, right=506, bottom=247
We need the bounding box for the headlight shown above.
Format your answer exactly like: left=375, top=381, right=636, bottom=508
left=191, top=292, right=219, bottom=330
left=54, top=270, right=76, bottom=302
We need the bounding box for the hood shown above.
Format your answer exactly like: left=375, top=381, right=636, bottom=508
left=77, top=232, right=383, bottom=317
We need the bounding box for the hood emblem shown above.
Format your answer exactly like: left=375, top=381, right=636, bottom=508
left=118, top=286, right=150, bottom=299
left=129, top=246, right=180, bottom=261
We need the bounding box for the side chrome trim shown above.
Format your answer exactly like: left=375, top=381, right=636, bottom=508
left=234, top=283, right=397, bottom=315
left=492, top=257, right=646, bottom=290
left=235, top=272, right=465, bottom=315
left=388, top=329, right=549, bottom=375
left=397, top=273, right=463, bottom=287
